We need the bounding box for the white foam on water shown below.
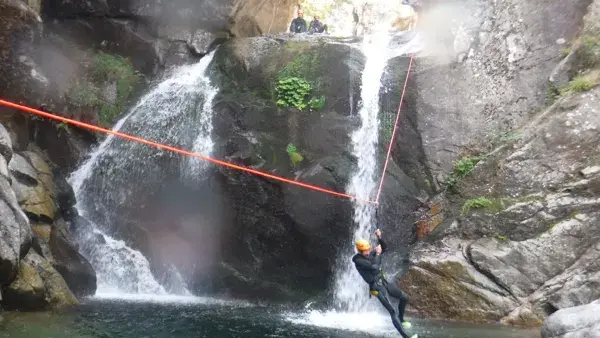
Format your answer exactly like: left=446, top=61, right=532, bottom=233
left=283, top=309, right=397, bottom=335
left=92, top=292, right=251, bottom=307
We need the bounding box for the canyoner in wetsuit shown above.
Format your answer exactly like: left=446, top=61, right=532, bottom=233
left=353, top=229, right=418, bottom=338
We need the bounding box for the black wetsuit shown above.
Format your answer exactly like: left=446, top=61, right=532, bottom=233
left=352, top=237, right=411, bottom=338
left=309, top=20, right=328, bottom=33
left=290, top=17, right=307, bottom=33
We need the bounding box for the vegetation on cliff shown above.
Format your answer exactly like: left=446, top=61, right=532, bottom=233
left=66, top=52, right=139, bottom=126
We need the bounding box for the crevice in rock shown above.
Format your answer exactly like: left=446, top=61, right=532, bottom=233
left=542, top=302, right=559, bottom=317
left=11, top=172, right=37, bottom=187
left=464, top=241, right=521, bottom=300
left=24, top=211, right=53, bottom=225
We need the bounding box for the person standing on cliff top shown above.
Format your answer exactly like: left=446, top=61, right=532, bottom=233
left=290, top=10, right=307, bottom=33
left=353, top=229, right=418, bottom=338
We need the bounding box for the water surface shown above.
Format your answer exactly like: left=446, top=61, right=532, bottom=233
left=0, top=296, right=540, bottom=338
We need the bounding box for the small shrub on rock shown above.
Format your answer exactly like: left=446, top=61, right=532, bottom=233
left=276, top=77, right=312, bottom=110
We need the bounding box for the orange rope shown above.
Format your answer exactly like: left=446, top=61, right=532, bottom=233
left=0, top=99, right=377, bottom=204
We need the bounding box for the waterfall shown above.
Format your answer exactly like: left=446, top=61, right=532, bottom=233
left=333, top=30, right=424, bottom=312
left=332, top=32, right=392, bottom=312
left=68, top=50, right=218, bottom=297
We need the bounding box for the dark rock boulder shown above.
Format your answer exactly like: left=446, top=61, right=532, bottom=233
left=9, top=151, right=56, bottom=223
left=52, top=167, right=77, bottom=216
left=40, top=0, right=298, bottom=73
left=0, top=0, right=46, bottom=107
left=49, top=219, right=97, bottom=297
left=199, top=36, right=423, bottom=300
left=44, top=0, right=297, bottom=37
left=2, top=249, right=78, bottom=310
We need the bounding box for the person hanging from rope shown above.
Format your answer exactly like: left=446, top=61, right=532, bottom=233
left=353, top=227, right=418, bottom=338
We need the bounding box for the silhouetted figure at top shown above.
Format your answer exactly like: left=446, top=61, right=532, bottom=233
left=309, top=15, right=328, bottom=34
left=290, top=10, right=307, bottom=33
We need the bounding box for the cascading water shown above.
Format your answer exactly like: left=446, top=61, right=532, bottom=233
left=333, top=32, right=392, bottom=313
left=285, top=14, right=424, bottom=335
left=68, top=50, right=218, bottom=297
left=332, top=5, right=425, bottom=313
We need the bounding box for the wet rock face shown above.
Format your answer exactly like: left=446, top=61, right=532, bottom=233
left=9, top=151, right=56, bottom=223
left=49, top=219, right=97, bottom=297
left=400, top=84, right=600, bottom=325
left=44, top=0, right=296, bottom=37
left=388, top=0, right=593, bottom=182
left=154, top=36, right=421, bottom=301
left=0, top=121, right=96, bottom=310
left=390, top=0, right=600, bottom=326
left=41, top=0, right=297, bottom=73
left=0, top=0, right=45, bottom=105
left=0, top=124, right=32, bottom=286
left=2, top=250, right=79, bottom=310
left=162, top=36, right=369, bottom=299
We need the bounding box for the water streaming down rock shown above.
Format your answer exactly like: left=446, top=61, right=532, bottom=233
left=332, top=29, right=424, bottom=314
left=332, top=32, right=393, bottom=313
left=68, top=50, right=218, bottom=296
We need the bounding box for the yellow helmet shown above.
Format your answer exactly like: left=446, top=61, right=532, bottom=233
left=355, top=239, right=371, bottom=251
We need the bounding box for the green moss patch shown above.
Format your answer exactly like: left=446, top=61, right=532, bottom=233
left=578, top=35, right=600, bottom=69
left=273, top=43, right=327, bottom=97
left=445, top=156, right=483, bottom=193
left=560, top=76, right=595, bottom=94
left=66, top=52, right=139, bottom=126
left=461, top=197, right=494, bottom=215
left=461, top=194, right=545, bottom=216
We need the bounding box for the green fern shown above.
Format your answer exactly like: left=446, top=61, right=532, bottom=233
left=461, top=197, right=493, bottom=215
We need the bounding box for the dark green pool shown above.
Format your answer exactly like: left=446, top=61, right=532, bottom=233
left=0, top=295, right=540, bottom=338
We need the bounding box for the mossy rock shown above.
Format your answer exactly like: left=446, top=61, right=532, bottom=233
left=31, top=223, right=54, bottom=261
left=24, top=150, right=54, bottom=191
left=5, top=257, right=46, bottom=308
left=576, top=35, right=600, bottom=69
left=31, top=224, right=51, bottom=242
left=65, top=52, right=139, bottom=126
left=214, top=37, right=364, bottom=114
left=576, top=1, right=600, bottom=70
left=10, top=150, right=58, bottom=221
left=399, top=252, right=517, bottom=323
left=3, top=250, right=78, bottom=310
left=13, top=178, right=56, bottom=221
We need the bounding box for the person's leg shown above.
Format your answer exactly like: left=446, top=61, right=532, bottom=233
left=375, top=288, right=410, bottom=338
left=385, top=281, right=410, bottom=326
